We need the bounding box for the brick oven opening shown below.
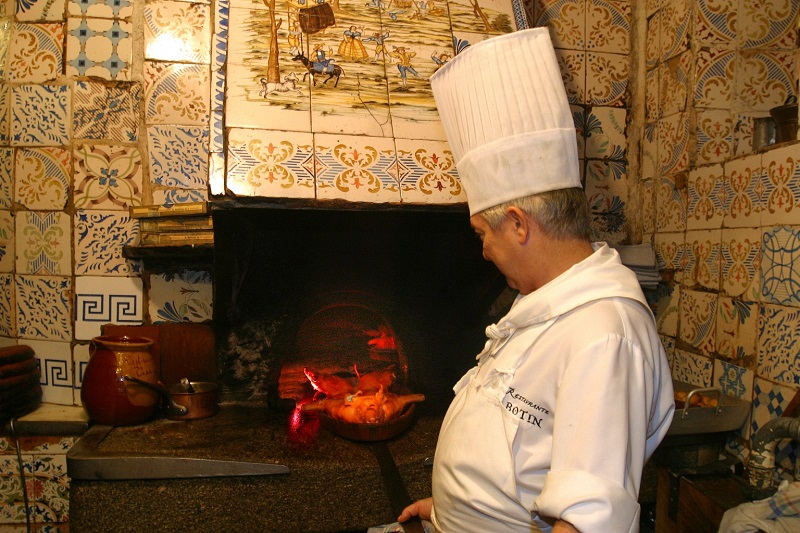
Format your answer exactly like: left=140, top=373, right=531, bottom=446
left=212, top=205, right=507, bottom=416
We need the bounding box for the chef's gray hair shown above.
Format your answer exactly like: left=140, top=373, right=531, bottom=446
left=479, top=187, right=591, bottom=241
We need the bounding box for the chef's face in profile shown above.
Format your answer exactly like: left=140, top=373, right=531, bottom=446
left=470, top=212, right=522, bottom=291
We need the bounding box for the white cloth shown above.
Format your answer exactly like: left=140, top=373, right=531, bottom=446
left=718, top=480, right=800, bottom=533
left=430, top=243, right=675, bottom=532
left=430, top=28, right=581, bottom=215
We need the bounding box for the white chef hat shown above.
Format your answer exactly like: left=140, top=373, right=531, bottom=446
left=430, top=28, right=581, bottom=215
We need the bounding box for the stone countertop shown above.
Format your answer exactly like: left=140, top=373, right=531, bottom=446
left=68, top=404, right=440, bottom=533
left=2, top=404, right=89, bottom=436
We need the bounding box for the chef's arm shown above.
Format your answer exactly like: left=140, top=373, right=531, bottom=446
left=553, top=519, right=580, bottom=532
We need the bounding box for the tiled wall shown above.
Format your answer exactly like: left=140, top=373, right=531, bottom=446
left=642, top=0, right=800, bottom=479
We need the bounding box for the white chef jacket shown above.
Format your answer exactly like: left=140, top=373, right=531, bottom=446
left=430, top=243, right=675, bottom=533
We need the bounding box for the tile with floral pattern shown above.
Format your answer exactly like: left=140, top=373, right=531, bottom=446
left=645, top=8, right=660, bottom=70
left=737, top=50, right=796, bottom=112
left=733, top=112, right=756, bottom=157
left=16, top=0, right=66, bottom=20
left=714, top=359, right=753, bottom=441
left=0, top=148, right=11, bottom=209
left=24, top=340, right=73, bottom=405
left=0, top=275, right=12, bottom=338
left=723, top=153, right=763, bottom=228
left=656, top=174, right=686, bottom=232
left=585, top=160, right=627, bottom=241
left=0, top=212, right=12, bottom=273
left=656, top=284, right=680, bottom=337
left=66, top=17, right=133, bottom=81
left=641, top=123, right=658, bottom=181
left=694, top=48, right=734, bottom=109
left=584, top=107, right=626, bottom=160
left=640, top=178, right=656, bottom=235
left=694, top=0, right=736, bottom=46
left=144, top=0, right=211, bottom=64
left=152, top=188, right=208, bottom=206
left=74, top=275, right=143, bottom=340
left=73, top=144, right=143, bottom=210
left=143, top=62, right=210, bottom=126
left=696, top=109, right=733, bottom=165
left=658, top=50, right=690, bottom=116
left=654, top=231, right=685, bottom=273
left=716, top=297, right=758, bottom=361
left=533, top=0, right=585, bottom=50
left=72, top=81, right=140, bottom=142
left=757, top=303, right=800, bottom=386
left=761, top=144, right=800, bottom=226
left=0, top=83, right=8, bottom=144
left=0, top=453, right=26, bottom=523
left=645, top=67, right=659, bottom=123
left=739, top=0, right=798, bottom=49
left=11, top=84, right=70, bottom=147
left=15, top=275, right=71, bottom=341
left=148, top=125, right=209, bottom=190
left=586, top=52, right=627, bottom=107
left=14, top=148, right=70, bottom=211
left=571, top=105, right=585, bottom=158
left=8, top=23, right=64, bottom=83
left=74, top=210, right=140, bottom=276
left=687, top=163, right=724, bottom=230
left=684, top=229, right=721, bottom=290
left=227, top=128, right=315, bottom=198
left=556, top=49, right=585, bottom=105
left=659, top=0, right=689, bottom=63
left=720, top=227, right=761, bottom=301
left=586, top=0, right=629, bottom=54
left=760, top=226, right=800, bottom=306
left=28, top=454, right=70, bottom=522
left=149, top=270, right=213, bottom=323
left=314, top=133, right=399, bottom=203
left=672, top=348, right=713, bottom=387
left=395, top=138, right=464, bottom=206
left=657, top=112, right=689, bottom=175
left=68, top=0, right=134, bottom=18
left=15, top=212, right=71, bottom=276
left=679, top=289, right=717, bottom=355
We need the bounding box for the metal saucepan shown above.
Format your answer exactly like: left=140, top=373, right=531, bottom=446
left=123, top=376, right=219, bottom=420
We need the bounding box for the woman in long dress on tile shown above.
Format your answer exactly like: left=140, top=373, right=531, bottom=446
left=338, top=26, right=369, bottom=60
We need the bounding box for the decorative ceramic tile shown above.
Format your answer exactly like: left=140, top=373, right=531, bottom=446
left=750, top=376, right=795, bottom=442
left=721, top=227, right=761, bottom=301
left=653, top=231, right=685, bottom=272
left=645, top=8, right=660, bottom=71
left=739, top=0, right=798, bottom=49
left=679, top=289, right=717, bottom=355
left=659, top=50, right=690, bottom=116
left=73, top=80, right=140, bottom=142
left=687, top=163, right=724, bottom=230
left=0, top=83, right=9, bottom=144
left=148, top=125, right=209, bottom=190
left=645, top=67, right=659, bottom=122
left=66, top=17, right=133, bottom=81
left=0, top=275, right=11, bottom=336
left=646, top=0, right=661, bottom=17
left=0, top=211, right=12, bottom=273
left=557, top=49, right=585, bottom=105
left=694, top=48, right=734, bottom=109
left=15, top=211, right=71, bottom=275
left=0, top=453, right=26, bottom=522
left=586, top=51, right=627, bottom=107
left=684, top=229, right=721, bottom=290
left=314, top=133, right=399, bottom=203
left=15, top=275, right=71, bottom=341
left=716, top=297, right=758, bottom=361
left=144, top=0, right=211, bottom=64
left=762, top=144, right=800, bottom=226
left=757, top=303, right=800, bottom=386
left=8, top=23, right=64, bottom=83
left=714, top=358, right=753, bottom=399
left=143, top=62, right=210, bottom=126
left=733, top=112, right=756, bottom=157
left=585, top=160, right=627, bottom=242
left=696, top=109, right=733, bottom=165
left=694, top=0, right=737, bottom=46
left=395, top=138, right=464, bottom=205
left=656, top=174, right=686, bottom=232
left=11, top=84, right=70, bottom=147
left=0, top=148, right=11, bottom=209
left=226, top=128, right=314, bottom=198
left=14, top=148, right=70, bottom=211
left=73, top=342, right=90, bottom=404
left=448, top=0, right=517, bottom=36
left=723, top=153, right=763, bottom=228
left=572, top=105, right=586, bottom=159
left=659, top=0, right=689, bottom=63
left=585, top=106, right=626, bottom=160
left=760, top=226, right=800, bottom=306
left=209, top=151, right=225, bottom=196
left=149, top=270, right=213, bottom=323
left=28, top=454, right=70, bottom=521
left=641, top=123, right=658, bottom=181
left=656, top=284, right=680, bottom=337
left=586, top=0, right=629, bottom=54
left=24, top=340, right=73, bottom=405
left=68, top=0, right=134, bottom=18
left=74, top=210, right=140, bottom=275
left=73, top=144, right=143, bottom=209
left=672, top=348, right=713, bottom=387
left=657, top=112, right=689, bottom=175
left=74, top=275, right=143, bottom=340
left=737, top=50, right=796, bottom=112
left=640, top=178, right=656, bottom=235
left=534, top=0, right=585, bottom=50
left=210, top=109, right=223, bottom=154
left=16, top=0, right=67, bottom=20
left=152, top=188, right=208, bottom=206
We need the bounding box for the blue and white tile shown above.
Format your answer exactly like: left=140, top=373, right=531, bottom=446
left=66, top=17, right=133, bottom=81
left=72, top=343, right=90, bottom=405
left=17, top=0, right=67, bottom=20
left=143, top=62, right=210, bottom=126
left=24, top=339, right=73, bottom=405
left=68, top=0, right=134, bottom=18
left=15, top=275, right=71, bottom=341
left=72, top=81, right=140, bottom=142
left=0, top=83, right=9, bottom=144
left=149, top=270, right=212, bottom=323
left=760, top=226, right=800, bottom=306
left=74, top=275, right=143, bottom=340
left=0, top=209, right=13, bottom=273
left=750, top=377, right=795, bottom=443
left=15, top=211, right=71, bottom=275
left=714, top=358, right=754, bottom=401
left=74, top=210, right=141, bottom=275
left=0, top=148, right=12, bottom=208
left=758, top=303, right=800, bottom=388
left=716, top=297, right=758, bottom=361
left=672, top=348, right=713, bottom=387
left=148, top=125, right=209, bottom=189
left=11, top=84, right=70, bottom=146
left=0, top=274, right=12, bottom=337
left=152, top=188, right=208, bottom=206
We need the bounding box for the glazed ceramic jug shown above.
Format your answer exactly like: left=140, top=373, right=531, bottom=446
left=81, top=335, right=159, bottom=426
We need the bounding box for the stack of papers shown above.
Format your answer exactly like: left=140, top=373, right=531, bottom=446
left=609, top=243, right=663, bottom=290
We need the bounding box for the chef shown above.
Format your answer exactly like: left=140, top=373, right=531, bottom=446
left=397, top=28, right=675, bottom=533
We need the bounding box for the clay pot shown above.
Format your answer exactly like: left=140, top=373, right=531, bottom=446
left=81, top=335, right=159, bottom=426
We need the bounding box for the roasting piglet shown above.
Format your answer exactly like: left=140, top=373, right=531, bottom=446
left=301, top=386, right=425, bottom=424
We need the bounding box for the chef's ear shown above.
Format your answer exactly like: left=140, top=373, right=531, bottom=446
left=505, top=207, right=530, bottom=244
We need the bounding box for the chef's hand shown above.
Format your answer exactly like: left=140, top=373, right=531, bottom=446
left=553, top=519, right=580, bottom=532
left=398, top=497, right=432, bottom=523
